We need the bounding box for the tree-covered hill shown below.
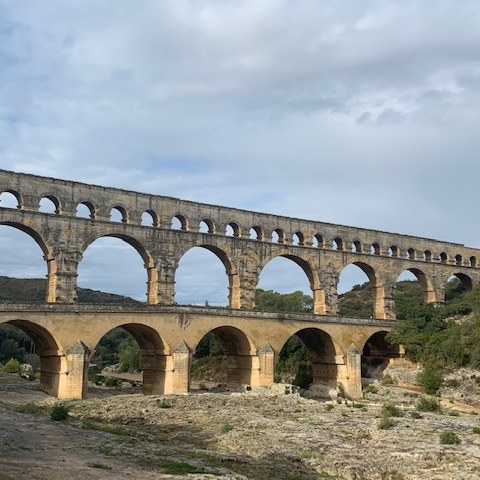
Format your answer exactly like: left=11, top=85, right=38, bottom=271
left=0, top=276, right=140, bottom=304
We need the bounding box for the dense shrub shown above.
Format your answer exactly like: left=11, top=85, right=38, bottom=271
left=3, top=357, right=21, bottom=373
left=418, top=365, right=443, bottom=395
left=381, top=404, right=403, bottom=418
left=416, top=396, right=441, bottom=412
left=439, top=431, right=460, bottom=445
left=50, top=404, right=69, bottom=421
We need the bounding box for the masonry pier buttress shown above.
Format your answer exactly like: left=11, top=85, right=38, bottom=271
left=0, top=169, right=479, bottom=399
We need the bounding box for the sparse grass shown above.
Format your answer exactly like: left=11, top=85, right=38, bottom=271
left=82, top=419, right=135, bottom=436
left=378, top=416, right=396, bottom=430
left=363, top=384, right=378, bottom=396
left=410, top=411, right=423, bottom=419
left=473, top=426, right=480, bottom=434
left=440, top=431, right=460, bottom=445
left=0, top=403, right=47, bottom=415
left=156, top=398, right=173, bottom=408
left=221, top=423, right=234, bottom=434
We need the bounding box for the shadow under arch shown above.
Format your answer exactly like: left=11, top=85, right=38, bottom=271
left=258, top=252, right=321, bottom=313
left=79, top=232, right=158, bottom=304
left=192, top=325, right=256, bottom=388
left=340, top=261, right=387, bottom=319
left=91, top=323, right=170, bottom=395
left=0, top=221, right=57, bottom=302
left=176, top=244, right=240, bottom=309
left=361, top=331, right=400, bottom=381
left=276, top=328, right=339, bottom=392
left=2, top=320, right=61, bottom=396
left=447, top=272, right=473, bottom=292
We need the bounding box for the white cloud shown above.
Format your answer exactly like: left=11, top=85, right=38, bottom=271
left=1, top=0, right=480, bottom=301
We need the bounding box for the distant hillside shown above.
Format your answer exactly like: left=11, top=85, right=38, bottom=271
left=0, top=276, right=139, bottom=304
left=339, top=280, right=425, bottom=319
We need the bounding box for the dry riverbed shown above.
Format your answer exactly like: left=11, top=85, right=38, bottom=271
left=1, top=373, right=480, bottom=480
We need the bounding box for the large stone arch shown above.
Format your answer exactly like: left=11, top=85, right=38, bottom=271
left=446, top=272, right=473, bottom=292
left=257, top=251, right=322, bottom=313
left=1, top=319, right=62, bottom=396
left=276, top=327, right=340, bottom=391
left=192, top=325, right=257, bottom=387
left=338, top=260, right=388, bottom=319
left=395, top=266, right=435, bottom=304
left=175, top=243, right=240, bottom=309
left=79, top=232, right=158, bottom=304
left=360, top=330, right=400, bottom=380
left=90, top=322, right=170, bottom=395
left=0, top=220, right=57, bottom=302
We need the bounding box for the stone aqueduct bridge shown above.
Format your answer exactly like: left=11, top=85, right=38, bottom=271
left=0, top=169, right=479, bottom=400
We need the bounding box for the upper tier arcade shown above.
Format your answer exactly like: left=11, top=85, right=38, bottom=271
left=0, top=168, right=478, bottom=319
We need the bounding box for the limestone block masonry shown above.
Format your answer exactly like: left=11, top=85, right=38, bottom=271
left=0, top=168, right=478, bottom=399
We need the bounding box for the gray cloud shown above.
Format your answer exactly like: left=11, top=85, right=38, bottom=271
left=1, top=0, right=480, bottom=301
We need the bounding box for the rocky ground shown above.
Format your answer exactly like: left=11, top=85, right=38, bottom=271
left=1, top=372, right=480, bottom=480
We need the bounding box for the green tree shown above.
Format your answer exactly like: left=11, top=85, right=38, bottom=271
left=0, top=339, right=25, bottom=363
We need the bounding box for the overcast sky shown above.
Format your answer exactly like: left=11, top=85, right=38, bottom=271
left=1, top=1, right=480, bottom=304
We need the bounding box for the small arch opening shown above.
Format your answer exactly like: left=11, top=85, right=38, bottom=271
left=199, top=219, right=214, bottom=234
left=424, top=250, right=432, bottom=262
left=0, top=191, right=21, bottom=209
left=172, top=215, right=187, bottom=231
left=110, top=206, right=128, bottom=223
left=312, top=234, right=323, bottom=248
left=352, top=240, right=362, bottom=253
left=407, top=248, right=415, bottom=260
left=455, top=254, right=463, bottom=266
left=141, top=210, right=158, bottom=227
left=250, top=226, right=263, bottom=241
left=292, top=232, right=304, bottom=246
left=225, top=222, right=240, bottom=237
left=470, top=256, right=477, bottom=268
left=332, top=237, right=343, bottom=251
left=389, top=246, right=399, bottom=257
left=76, top=202, right=95, bottom=220
left=439, top=252, right=448, bottom=264
left=39, top=196, right=60, bottom=215
left=370, top=243, right=380, bottom=255
left=272, top=229, right=284, bottom=244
